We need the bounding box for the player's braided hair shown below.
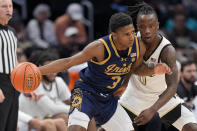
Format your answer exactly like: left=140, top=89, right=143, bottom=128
left=109, top=12, right=133, bottom=33
left=137, top=4, right=158, bottom=20
left=127, top=2, right=158, bottom=29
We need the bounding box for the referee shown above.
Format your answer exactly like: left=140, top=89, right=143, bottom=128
left=0, top=0, right=20, bottom=130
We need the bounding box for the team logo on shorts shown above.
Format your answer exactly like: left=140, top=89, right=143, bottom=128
left=69, top=88, right=83, bottom=113
left=72, top=96, right=82, bottom=107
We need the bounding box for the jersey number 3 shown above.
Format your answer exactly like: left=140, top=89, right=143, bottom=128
left=107, top=76, right=121, bottom=89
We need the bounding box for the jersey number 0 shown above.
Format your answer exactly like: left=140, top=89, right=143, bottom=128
left=138, top=76, right=146, bottom=85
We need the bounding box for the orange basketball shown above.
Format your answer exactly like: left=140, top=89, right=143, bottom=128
left=11, top=62, right=42, bottom=93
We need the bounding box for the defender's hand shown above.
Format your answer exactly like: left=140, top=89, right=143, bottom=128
left=134, top=107, right=156, bottom=125
left=154, top=63, right=172, bottom=75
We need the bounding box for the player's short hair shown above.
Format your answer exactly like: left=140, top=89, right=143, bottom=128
left=181, top=60, right=196, bottom=72
left=109, top=12, right=133, bottom=33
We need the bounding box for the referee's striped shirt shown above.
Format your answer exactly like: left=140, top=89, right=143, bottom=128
left=0, top=24, right=17, bottom=75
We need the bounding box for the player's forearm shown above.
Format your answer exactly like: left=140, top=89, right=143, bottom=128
left=151, top=59, right=178, bottom=111
left=39, top=58, right=71, bottom=75
left=133, top=63, right=155, bottom=76
left=150, top=86, right=177, bottom=112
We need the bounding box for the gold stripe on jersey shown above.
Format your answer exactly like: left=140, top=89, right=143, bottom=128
left=127, top=45, right=132, bottom=56
left=109, top=34, right=120, bottom=57
left=128, top=36, right=137, bottom=56
left=90, top=39, right=111, bottom=65
left=120, top=103, right=138, bottom=116
left=160, top=103, right=181, bottom=118
left=109, top=34, right=134, bottom=58
left=135, top=36, right=140, bottom=60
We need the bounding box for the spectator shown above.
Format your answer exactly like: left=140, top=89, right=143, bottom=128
left=165, top=12, right=197, bottom=62
left=16, top=48, right=27, bottom=63
left=26, top=4, right=57, bottom=49
left=182, top=0, right=197, bottom=18
left=166, top=12, right=197, bottom=49
left=177, top=60, right=197, bottom=110
left=18, top=110, right=66, bottom=131
left=110, top=0, right=128, bottom=13
left=9, top=9, right=32, bottom=50
left=54, top=3, right=87, bottom=57
left=165, top=3, right=197, bottom=31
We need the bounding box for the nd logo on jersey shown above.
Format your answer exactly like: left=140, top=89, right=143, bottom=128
left=104, top=63, right=132, bottom=75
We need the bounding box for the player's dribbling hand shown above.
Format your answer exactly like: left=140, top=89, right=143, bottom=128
left=113, top=86, right=126, bottom=99
left=0, top=89, right=5, bottom=103
left=134, top=107, right=156, bottom=125
left=154, top=63, right=172, bottom=75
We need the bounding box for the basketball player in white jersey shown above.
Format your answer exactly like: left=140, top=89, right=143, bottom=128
left=102, top=3, right=197, bottom=131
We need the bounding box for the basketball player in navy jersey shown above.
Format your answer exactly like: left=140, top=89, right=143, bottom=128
left=38, top=12, right=171, bottom=131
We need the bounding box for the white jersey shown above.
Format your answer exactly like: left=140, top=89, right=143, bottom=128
left=130, top=36, right=170, bottom=98
left=120, top=36, right=183, bottom=115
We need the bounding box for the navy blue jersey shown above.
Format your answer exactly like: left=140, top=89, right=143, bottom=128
left=79, top=34, right=140, bottom=94
left=70, top=34, right=140, bottom=125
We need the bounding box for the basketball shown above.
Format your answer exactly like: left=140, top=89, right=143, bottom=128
left=11, top=62, right=42, bottom=93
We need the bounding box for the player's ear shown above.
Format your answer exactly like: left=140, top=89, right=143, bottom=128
left=111, top=32, right=117, bottom=38
left=137, top=24, right=140, bottom=31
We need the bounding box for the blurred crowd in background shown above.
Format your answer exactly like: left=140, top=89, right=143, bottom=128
left=10, top=0, right=197, bottom=130
left=12, top=0, right=197, bottom=62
